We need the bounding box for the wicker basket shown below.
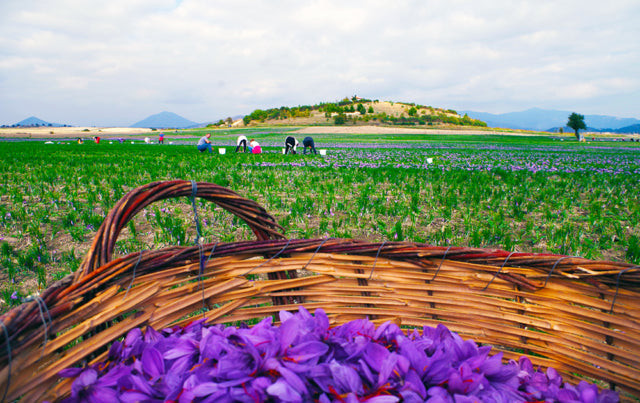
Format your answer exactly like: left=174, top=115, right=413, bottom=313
left=0, top=180, right=639, bottom=402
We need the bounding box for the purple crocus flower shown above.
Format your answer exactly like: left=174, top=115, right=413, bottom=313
left=279, top=305, right=329, bottom=348
left=141, top=346, right=165, bottom=379
left=55, top=308, right=619, bottom=403
left=121, top=327, right=145, bottom=359
left=164, top=336, right=199, bottom=374
left=329, top=359, right=365, bottom=395
left=283, top=340, right=329, bottom=372
left=446, top=362, right=484, bottom=395
left=60, top=368, right=120, bottom=403
left=364, top=342, right=390, bottom=373
left=214, top=334, right=261, bottom=381
left=266, top=378, right=304, bottom=402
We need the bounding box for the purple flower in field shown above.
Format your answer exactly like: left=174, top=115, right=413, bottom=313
left=10, top=291, right=17, bottom=300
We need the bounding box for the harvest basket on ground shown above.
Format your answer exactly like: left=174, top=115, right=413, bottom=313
left=0, top=180, right=639, bottom=402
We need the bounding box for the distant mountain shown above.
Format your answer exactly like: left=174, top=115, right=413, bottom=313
left=12, top=116, right=66, bottom=127
left=131, top=111, right=199, bottom=129
left=460, top=108, right=640, bottom=131
left=614, top=124, right=640, bottom=134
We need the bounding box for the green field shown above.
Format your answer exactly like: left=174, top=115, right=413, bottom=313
left=1, top=130, right=639, bottom=310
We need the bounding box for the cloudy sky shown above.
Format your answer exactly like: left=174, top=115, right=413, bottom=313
left=1, top=0, right=638, bottom=126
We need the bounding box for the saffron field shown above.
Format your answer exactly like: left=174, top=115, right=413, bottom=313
left=1, top=131, right=639, bottom=310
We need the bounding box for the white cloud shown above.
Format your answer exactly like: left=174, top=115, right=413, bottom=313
left=56, top=76, right=89, bottom=90
left=1, top=0, right=639, bottom=125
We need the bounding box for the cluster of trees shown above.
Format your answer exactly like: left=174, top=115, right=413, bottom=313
left=242, top=105, right=312, bottom=125
left=242, top=96, right=375, bottom=125
left=321, top=102, right=374, bottom=117
left=1, top=123, right=70, bottom=128
left=376, top=112, right=486, bottom=127
left=208, top=117, right=235, bottom=128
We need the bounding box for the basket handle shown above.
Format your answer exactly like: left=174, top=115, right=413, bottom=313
left=75, top=180, right=285, bottom=282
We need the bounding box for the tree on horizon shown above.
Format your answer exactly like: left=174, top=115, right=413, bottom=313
left=567, top=112, right=586, bottom=140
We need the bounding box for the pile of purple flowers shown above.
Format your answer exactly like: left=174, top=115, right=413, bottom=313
left=58, top=307, right=619, bottom=402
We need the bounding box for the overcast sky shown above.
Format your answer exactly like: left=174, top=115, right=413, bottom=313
left=1, top=0, right=638, bottom=126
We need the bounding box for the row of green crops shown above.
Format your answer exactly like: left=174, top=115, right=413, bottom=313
left=1, top=132, right=639, bottom=310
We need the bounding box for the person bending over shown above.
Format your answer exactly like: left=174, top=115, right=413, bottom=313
left=303, top=136, right=317, bottom=155
left=235, top=135, right=248, bottom=152
left=284, top=136, right=299, bottom=154
left=197, top=133, right=213, bottom=153
left=249, top=139, right=262, bottom=154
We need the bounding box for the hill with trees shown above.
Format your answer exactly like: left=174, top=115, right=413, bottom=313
left=1, top=116, right=68, bottom=128
left=239, top=96, right=487, bottom=128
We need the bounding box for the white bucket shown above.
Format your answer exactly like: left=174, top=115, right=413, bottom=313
left=427, top=157, right=433, bottom=164
left=319, top=149, right=327, bottom=156
left=218, top=148, right=226, bottom=155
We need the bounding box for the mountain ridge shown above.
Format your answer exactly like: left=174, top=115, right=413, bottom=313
left=7, top=116, right=67, bottom=127
left=461, top=108, right=640, bottom=132
left=130, top=111, right=199, bottom=129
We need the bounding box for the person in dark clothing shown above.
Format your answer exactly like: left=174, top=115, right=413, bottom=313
left=303, top=136, right=317, bottom=155
left=284, top=136, right=299, bottom=154
left=235, top=135, right=248, bottom=152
